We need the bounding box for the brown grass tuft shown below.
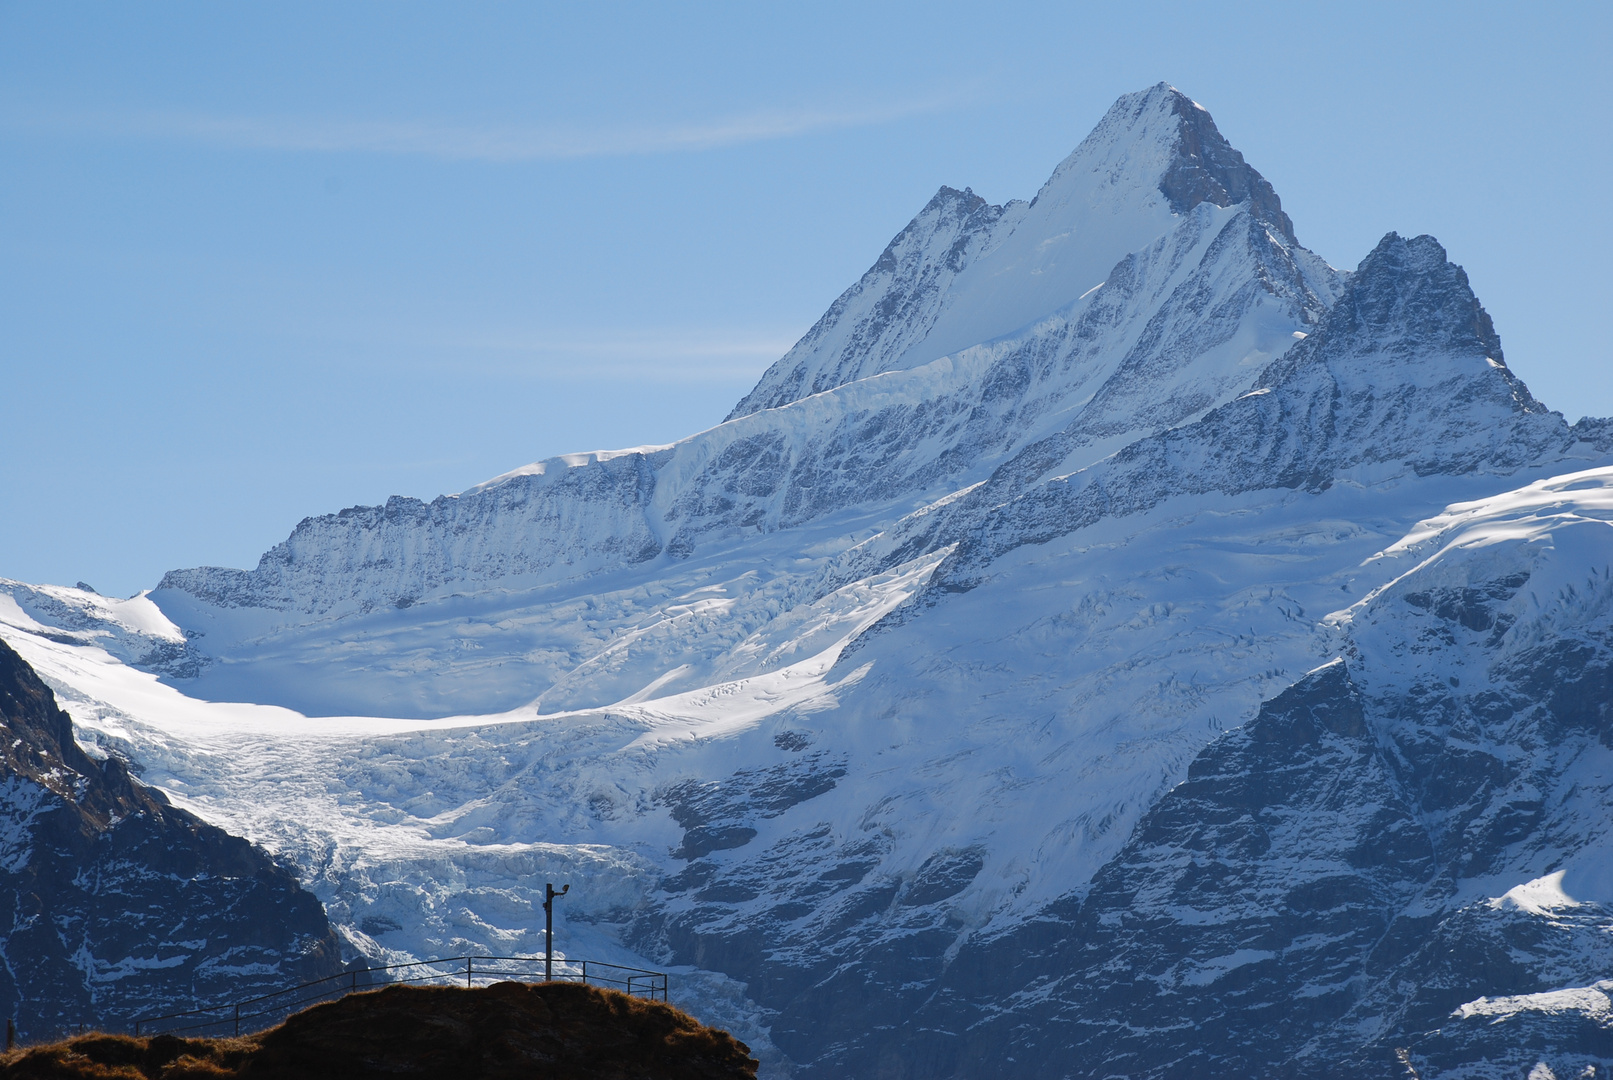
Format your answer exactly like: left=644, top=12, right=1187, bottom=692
left=0, top=983, right=757, bottom=1080
left=0, top=1032, right=255, bottom=1079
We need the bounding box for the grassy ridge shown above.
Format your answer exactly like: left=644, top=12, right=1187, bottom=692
left=0, top=982, right=757, bottom=1079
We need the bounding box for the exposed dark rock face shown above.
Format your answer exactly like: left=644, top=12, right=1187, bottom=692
left=659, top=754, right=848, bottom=860
left=878, top=662, right=1441, bottom=1079
left=0, top=640, right=341, bottom=1039
left=791, top=653, right=1613, bottom=1079
left=1151, top=82, right=1298, bottom=246
left=649, top=828, right=985, bottom=1071
left=1571, top=414, right=1613, bottom=452
left=638, top=741, right=979, bottom=1060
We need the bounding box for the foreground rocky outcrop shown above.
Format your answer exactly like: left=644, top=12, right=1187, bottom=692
left=0, top=982, right=758, bottom=1080
left=0, top=639, right=342, bottom=1039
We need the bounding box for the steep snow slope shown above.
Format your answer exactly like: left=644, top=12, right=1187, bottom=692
left=2, top=84, right=1612, bottom=1078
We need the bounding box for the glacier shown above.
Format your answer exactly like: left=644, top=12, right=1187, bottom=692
left=3, top=82, right=1612, bottom=1077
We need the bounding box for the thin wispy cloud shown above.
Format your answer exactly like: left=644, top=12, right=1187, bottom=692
left=440, top=327, right=800, bottom=381
left=298, top=321, right=802, bottom=382
left=3, top=93, right=964, bottom=161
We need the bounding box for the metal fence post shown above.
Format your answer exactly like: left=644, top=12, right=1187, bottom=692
left=233, top=1003, right=240, bottom=1037
left=543, top=883, right=569, bottom=981
left=465, top=957, right=472, bottom=988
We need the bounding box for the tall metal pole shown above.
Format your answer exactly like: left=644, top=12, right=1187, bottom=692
left=543, top=882, right=569, bottom=981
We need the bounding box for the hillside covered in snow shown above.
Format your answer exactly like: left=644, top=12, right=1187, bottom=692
left=3, top=84, right=1612, bottom=1078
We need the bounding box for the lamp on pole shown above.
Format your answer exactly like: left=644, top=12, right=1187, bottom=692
left=543, top=882, right=570, bottom=981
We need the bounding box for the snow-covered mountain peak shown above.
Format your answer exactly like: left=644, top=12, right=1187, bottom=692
left=85, top=87, right=1363, bottom=684
left=1037, top=81, right=1292, bottom=241
left=728, top=84, right=1316, bottom=419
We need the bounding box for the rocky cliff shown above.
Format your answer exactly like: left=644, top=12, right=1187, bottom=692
left=0, top=639, right=342, bottom=1040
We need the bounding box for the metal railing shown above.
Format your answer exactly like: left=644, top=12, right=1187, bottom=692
left=133, top=956, right=669, bottom=1038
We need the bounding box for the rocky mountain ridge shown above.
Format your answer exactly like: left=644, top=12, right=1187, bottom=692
left=855, top=230, right=1583, bottom=601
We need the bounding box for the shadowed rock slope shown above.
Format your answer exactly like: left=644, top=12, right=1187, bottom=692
left=863, top=659, right=1613, bottom=1079
left=0, top=639, right=342, bottom=1039
left=0, top=982, right=759, bottom=1080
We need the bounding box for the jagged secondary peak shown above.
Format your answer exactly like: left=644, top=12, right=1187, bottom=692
left=875, top=185, right=992, bottom=272
left=893, top=230, right=1578, bottom=599
left=1322, top=231, right=1506, bottom=364
left=724, top=180, right=1010, bottom=419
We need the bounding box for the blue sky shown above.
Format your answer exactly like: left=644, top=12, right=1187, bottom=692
left=3, top=1, right=1609, bottom=597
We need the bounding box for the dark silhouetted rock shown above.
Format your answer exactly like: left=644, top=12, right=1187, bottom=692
left=0, top=982, right=758, bottom=1080
left=0, top=639, right=342, bottom=1039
